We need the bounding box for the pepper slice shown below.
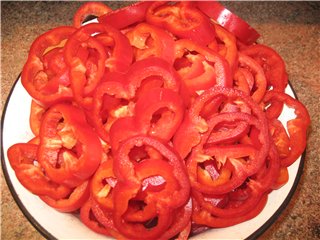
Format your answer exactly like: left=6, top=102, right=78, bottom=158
left=7, top=143, right=71, bottom=200
left=196, top=1, right=260, bottom=45
left=21, top=26, right=76, bottom=106
left=174, top=39, right=232, bottom=94
left=73, top=1, right=112, bottom=28
left=126, top=23, right=176, bottom=64
left=146, top=1, right=216, bottom=46
left=40, top=180, right=90, bottom=212
left=38, top=103, right=102, bottom=187
left=134, top=87, right=185, bottom=142
left=263, top=91, right=310, bottom=167
left=98, top=1, right=152, bottom=30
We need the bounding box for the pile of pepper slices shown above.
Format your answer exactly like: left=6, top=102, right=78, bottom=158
left=7, top=1, right=311, bottom=239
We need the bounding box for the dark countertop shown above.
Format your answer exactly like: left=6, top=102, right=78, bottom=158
left=1, top=1, right=319, bottom=240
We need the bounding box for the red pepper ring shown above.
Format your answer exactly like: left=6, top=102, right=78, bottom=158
left=134, top=159, right=181, bottom=207
left=174, top=39, right=233, bottom=92
left=7, top=143, right=72, bottom=200
left=38, top=103, right=103, bottom=188
left=192, top=193, right=268, bottom=228
left=238, top=52, right=267, bottom=103
left=98, top=1, right=152, bottom=30
left=112, top=181, right=174, bottom=240
left=126, top=57, right=181, bottom=98
left=146, top=1, right=216, bottom=46
left=192, top=144, right=279, bottom=218
left=90, top=158, right=117, bottom=211
left=263, top=91, right=310, bottom=167
left=40, top=180, right=90, bottom=213
left=159, top=198, right=192, bottom=240
left=134, top=87, right=185, bottom=142
left=114, top=135, right=190, bottom=209
left=125, top=23, right=176, bottom=64
left=173, top=86, right=269, bottom=160
left=21, top=26, right=76, bottom=106
left=80, top=198, right=114, bottom=236
left=73, top=1, right=112, bottom=28
left=196, top=1, right=260, bottom=45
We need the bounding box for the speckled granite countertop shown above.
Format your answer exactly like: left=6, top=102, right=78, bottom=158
left=1, top=1, right=319, bottom=240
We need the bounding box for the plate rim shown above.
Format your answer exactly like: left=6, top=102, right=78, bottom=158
left=1, top=76, right=306, bottom=240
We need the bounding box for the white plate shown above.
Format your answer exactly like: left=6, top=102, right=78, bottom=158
left=1, top=77, right=304, bottom=240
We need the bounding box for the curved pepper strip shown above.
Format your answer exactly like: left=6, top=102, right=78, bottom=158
left=7, top=143, right=72, bottom=200
left=263, top=91, right=310, bottom=167
left=237, top=52, right=267, bottom=103
left=114, top=135, right=190, bottom=208
left=29, top=100, right=47, bottom=136
left=40, top=180, right=90, bottom=212
left=241, top=44, right=288, bottom=92
left=192, top=144, right=279, bottom=218
left=21, top=26, right=76, bottom=106
left=196, top=1, right=260, bottom=45
left=210, top=23, right=238, bottom=75
left=90, top=198, right=125, bottom=239
left=73, top=1, right=112, bottom=28
left=186, top=113, right=269, bottom=195
left=126, top=57, right=181, bottom=97
left=112, top=181, right=173, bottom=240
left=192, top=193, right=268, bottom=228
left=174, top=39, right=233, bottom=93
left=98, top=1, right=152, bottom=30
left=126, top=23, right=176, bottom=64
left=173, top=86, right=269, bottom=160
left=135, top=87, right=185, bottom=142
left=91, top=75, right=135, bottom=143
left=38, top=103, right=102, bottom=188
left=159, top=198, right=192, bottom=240
left=233, top=67, right=253, bottom=95
left=80, top=198, right=115, bottom=236
left=146, top=1, right=216, bottom=46
left=90, top=158, right=117, bottom=211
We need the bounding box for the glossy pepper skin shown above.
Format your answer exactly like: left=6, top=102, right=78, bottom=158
left=37, top=103, right=103, bottom=188
left=146, top=1, right=216, bottom=46
left=7, top=1, right=311, bottom=239
left=21, top=26, right=76, bottom=106
left=7, top=143, right=72, bottom=199
left=262, top=91, right=310, bottom=167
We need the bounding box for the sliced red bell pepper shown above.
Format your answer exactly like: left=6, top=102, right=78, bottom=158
left=192, top=193, right=268, bottom=228
left=114, top=135, right=190, bottom=208
left=192, top=144, right=279, bottom=218
left=91, top=75, right=135, bottom=143
left=134, top=87, right=185, bottom=142
left=174, top=39, right=232, bottom=94
left=29, top=100, right=47, bottom=136
left=126, top=57, right=181, bottom=97
left=263, top=91, right=310, bottom=167
left=210, top=23, right=238, bottom=74
left=173, top=86, right=269, bottom=160
left=241, top=44, right=288, bottom=92
left=90, top=157, right=117, bottom=211
left=73, top=1, right=112, bottom=28
left=237, top=52, right=267, bottom=103
left=146, top=1, right=216, bottom=46
left=126, top=23, right=175, bottom=64
left=40, top=180, right=90, bottom=212
left=38, top=103, right=102, bottom=187
left=80, top=198, right=114, bottom=236
left=21, top=26, right=76, bottom=106
left=98, top=1, right=152, bottom=30
left=196, top=1, right=260, bottom=45
left=7, top=143, right=72, bottom=200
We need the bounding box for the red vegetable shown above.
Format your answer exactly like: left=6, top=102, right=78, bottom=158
left=7, top=1, right=311, bottom=239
